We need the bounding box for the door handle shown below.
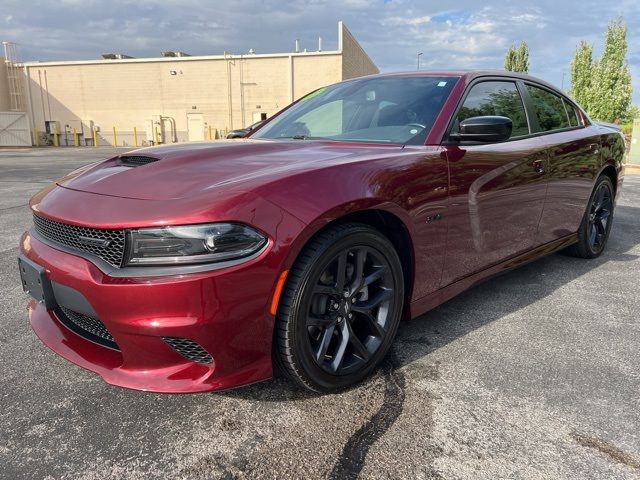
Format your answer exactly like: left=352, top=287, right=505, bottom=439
left=532, top=159, right=545, bottom=174
left=588, top=143, right=600, bottom=155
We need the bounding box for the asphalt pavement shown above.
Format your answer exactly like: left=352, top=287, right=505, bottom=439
left=1, top=147, right=639, bottom=479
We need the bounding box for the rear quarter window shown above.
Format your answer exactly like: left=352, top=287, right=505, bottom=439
left=563, top=99, right=580, bottom=127
left=526, top=85, right=571, bottom=132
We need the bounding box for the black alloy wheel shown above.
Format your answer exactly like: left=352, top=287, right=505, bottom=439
left=273, top=223, right=404, bottom=392
left=307, top=245, right=393, bottom=375
left=567, top=175, right=615, bottom=259
left=586, top=180, right=613, bottom=252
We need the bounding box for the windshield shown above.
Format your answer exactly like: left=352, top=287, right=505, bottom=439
left=253, top=76, right=457, bottom=145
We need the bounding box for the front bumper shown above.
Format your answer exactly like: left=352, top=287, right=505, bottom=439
left=20, top=231, right=280, bottom=393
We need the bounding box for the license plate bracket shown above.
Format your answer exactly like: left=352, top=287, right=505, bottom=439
left=18, top=256, right=55, bottom=309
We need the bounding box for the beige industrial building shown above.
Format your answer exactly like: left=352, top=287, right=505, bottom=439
left=0, top=22, right=377, bottom=147
left=0, top=59, right=11, bottom=111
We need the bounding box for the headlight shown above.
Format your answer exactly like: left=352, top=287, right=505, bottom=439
left=125, top=223, right=267, bottom=266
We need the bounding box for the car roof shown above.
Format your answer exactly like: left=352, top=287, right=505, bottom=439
left=347, top=70, right=564, bottom=97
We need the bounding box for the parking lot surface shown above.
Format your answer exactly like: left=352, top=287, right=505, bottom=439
left=1, top=147, right=639, bottom=480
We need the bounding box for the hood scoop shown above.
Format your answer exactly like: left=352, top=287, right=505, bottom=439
left=58, top=140, right=405, bottom=201
left=117, top=155, right=160, bottom=167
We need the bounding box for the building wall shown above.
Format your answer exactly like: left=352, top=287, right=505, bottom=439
left=24, top=53, right=343, bottom=146
left=291, top=54, right=342, bottom=99
left=21, top=23, right=376, bottom=146
left=340, top=22, right=379, bottom=80
left=0, top=57, right=11, bottom=111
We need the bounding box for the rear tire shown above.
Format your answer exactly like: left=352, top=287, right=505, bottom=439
left=566, top=175, right=615, bottom=259
left=273, top=223, right=404, bottom=392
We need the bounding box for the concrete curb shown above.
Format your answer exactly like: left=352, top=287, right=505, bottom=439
left=626, top=164, right=640, bottom=175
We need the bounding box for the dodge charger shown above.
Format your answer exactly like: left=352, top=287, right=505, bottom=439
left=18, top=71, right=625, bottom=393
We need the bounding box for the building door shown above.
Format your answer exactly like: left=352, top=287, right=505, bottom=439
left=187, top=113, right=205, bottom=142
left=252, top=112, right=267, bottom=124
left=0, top=112, right=30, bottom=146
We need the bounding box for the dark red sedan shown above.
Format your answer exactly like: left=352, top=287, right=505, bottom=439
left=19, top=71, right=625, bottom=393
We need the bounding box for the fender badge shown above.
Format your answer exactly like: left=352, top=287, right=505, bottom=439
left=426, top=213, right=443, bottom=224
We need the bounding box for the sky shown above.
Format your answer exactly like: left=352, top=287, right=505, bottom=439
left=2, top=0, right=639, bottom=104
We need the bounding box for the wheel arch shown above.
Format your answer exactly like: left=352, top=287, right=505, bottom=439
left=327, top=209, right=415, bottom=306
left=598, top=163, right=618, bottom=195
left=279, top=204, right=416, bottom=318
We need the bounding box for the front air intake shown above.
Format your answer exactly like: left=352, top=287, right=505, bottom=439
left=162, top=337, right=213, bottom=364
left=118, top=155, right=159, bottom=167
left=56, top=307, right=120, bottom=350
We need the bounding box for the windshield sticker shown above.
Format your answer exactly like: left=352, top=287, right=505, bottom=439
left=437, top=81, right=447, bottom=87
left=300, top=87, right=327, bottom=102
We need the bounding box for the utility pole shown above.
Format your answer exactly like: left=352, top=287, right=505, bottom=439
left=417, top=52, right=423, bottom=70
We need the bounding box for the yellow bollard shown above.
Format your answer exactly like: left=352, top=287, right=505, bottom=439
left=154, top=126, right=159, bottom=145
left=112, top=127, right=117, bottom=146
left=208, top=125, right=212, bottom=140
left=73, top=128, right=79, bottom=147
left=33, top=128, right=39, bottom=147
left=133, top=127, right=138, bottom=147
left=93, top=127, right=98, bottom=147
left=53, top=125, right=59, bottom=147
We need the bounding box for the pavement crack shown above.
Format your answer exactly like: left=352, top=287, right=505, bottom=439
left=571, top=432, right=640, bottom=470
left=0, top=204, right=28, bottom=212
left=329, top=353, right=406, bottom=480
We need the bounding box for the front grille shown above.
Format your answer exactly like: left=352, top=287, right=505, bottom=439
left=56, top=306, right=119, bottom=350
left=33, top=214, right=126, bottom=268
left=118, top=155, right=159, bottom=167
left=162, top=337, right=213, bottom=364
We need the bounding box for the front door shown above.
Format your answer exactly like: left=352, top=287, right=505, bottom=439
left=441, top=80, right=548, bottom=286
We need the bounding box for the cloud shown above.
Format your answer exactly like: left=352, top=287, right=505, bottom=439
left=382, top=15, right=432, bottom=26
left=1, top=0, right=638, bottom=103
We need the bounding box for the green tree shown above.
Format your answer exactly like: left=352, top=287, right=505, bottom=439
left=621, top=105, right=640, bottom=124
left=569, top=41, right=593, bottom=111
left=504, top=41, right=529, bottom=73
left=572, top=18, right=632, bottom=122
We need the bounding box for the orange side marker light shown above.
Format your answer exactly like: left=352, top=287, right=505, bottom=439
left=270, top=270, right=289, bottom=316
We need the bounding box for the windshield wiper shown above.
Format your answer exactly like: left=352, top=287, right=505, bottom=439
left=276, top=135, right=323, bottom=140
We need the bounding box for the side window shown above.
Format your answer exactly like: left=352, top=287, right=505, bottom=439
left=563, top=99, right=580, bottom=127
left=456, top=81, right=529, bottom=138
left=526, top=85, right=571, bottom=131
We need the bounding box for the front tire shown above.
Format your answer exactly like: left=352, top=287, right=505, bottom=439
left=273, top=223, right=404, bottom=392
left=566, top=175, right=615, bottom=259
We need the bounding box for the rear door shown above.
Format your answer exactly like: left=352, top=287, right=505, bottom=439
left=441, top=79, right=548, bottom=286
left=522, top=84, right=602, bottom=244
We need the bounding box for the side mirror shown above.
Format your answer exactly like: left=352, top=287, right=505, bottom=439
left=250, top=120, right=265, bottom=130
left=451, top=116, right=512, bottom=142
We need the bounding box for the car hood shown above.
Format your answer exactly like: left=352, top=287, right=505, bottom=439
left=57, top=140, right=405, bottom=201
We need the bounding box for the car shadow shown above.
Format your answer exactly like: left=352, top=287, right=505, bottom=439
left=221, top=203, right=640, bottom=403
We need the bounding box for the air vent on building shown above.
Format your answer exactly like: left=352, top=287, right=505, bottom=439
left=101, top=53, right=134, bottom=60
left=161, top=51, right=191, bottom=57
